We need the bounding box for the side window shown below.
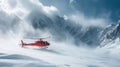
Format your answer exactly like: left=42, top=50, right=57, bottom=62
left=45, top=42, right=46, bottom=44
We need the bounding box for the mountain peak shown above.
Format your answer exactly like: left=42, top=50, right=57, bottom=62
left=106, top=21, right=120, bottom=39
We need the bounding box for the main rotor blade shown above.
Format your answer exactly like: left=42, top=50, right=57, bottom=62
left=24, top=36, right=51, bottom=40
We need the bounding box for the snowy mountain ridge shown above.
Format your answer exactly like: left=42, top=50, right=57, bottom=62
left=99, top=21, right=120, bottom=47
left=28, top=10, right=120, bottom=47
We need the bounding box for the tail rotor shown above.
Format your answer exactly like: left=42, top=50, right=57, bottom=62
left=21, top=40, right=24, bottom=47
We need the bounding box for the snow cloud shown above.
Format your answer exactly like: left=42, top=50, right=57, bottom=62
left=0, top=0, right=58, bottom=16
left=68, top=14, right=109, bottom=28
left=0, top=0, right=58, bottom=36
left=40, top=0, right=110, bottom=27
left=0, top=0, right=110, bottom=45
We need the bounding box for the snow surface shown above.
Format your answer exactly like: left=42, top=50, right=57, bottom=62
left=0, top=37, right=120, bottom=67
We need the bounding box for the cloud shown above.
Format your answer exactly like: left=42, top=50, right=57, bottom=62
left=68, top=13, right=109, bottom=28
left=0, top=0, right=58, bottom=17
left=69, top=0, right=74, bottom=3
left=7, top=0, right=17, bottom=8
left=17, top=0, right=58, bottom=15
left=43, top=5, right=58, bottom=14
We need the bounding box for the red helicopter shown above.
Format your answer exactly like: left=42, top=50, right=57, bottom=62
left=20, top=38, right=50, bottom=48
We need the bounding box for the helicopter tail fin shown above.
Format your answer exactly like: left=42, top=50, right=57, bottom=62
left=21, top=40, right=24, bottom=47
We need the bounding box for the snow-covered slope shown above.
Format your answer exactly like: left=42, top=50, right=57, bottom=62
left=98, top=21, right=120, bottom=54
left=1, top=38, right=120, bottom=67
left=99, top=21, right=120, bottom=47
